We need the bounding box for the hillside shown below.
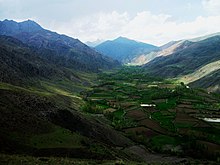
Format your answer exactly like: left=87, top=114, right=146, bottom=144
left=130, top=40, right=192, bottom=65
left=179, top=60, right=220, bottom=84
left=144, top=35, right=220, bottom=78
left=131, top=32, right=220, bottom=66
left=0, top=35, right=147, bottom=163
left=95, top=37, right=158, bottom=63
left=189, top=69, right=220, bottom=93
left=0, top=19, right=120, bottom=72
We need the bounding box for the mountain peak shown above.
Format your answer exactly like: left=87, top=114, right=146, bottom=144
left=19, top=19, right=43, bottom=30
left=0, top=19, right=43, bottom=34
left=95, top=37, right=158, bottom=63
left=114, top=36, right=130, bottom=42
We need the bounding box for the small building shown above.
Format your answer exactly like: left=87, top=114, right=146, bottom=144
left=140, top=104, right=156, bottom=107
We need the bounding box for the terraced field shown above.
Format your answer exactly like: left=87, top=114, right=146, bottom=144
left=83, top=67, right=220, bottom=161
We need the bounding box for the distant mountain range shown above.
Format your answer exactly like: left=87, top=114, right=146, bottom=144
left=0, top=19, right=120, bottom=73
left=95, top=37, right=158, bottom=63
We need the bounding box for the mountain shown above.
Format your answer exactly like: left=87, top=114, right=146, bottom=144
left=0, top=35, right=93, bottom=87
left=0, top=19, right=120, bottom=72
left=188, top=32, right=220, bottom=42
left=85, top=39, right=104, bottom=47
left=189, top=69, right=220, bottom=93
left=144, top=35, right=220, bottom=78
left=95, top=37, right=158, bottom=63
left=130, top=40, right=191, bottom=65
left=131, top=33, right=220, bottom=66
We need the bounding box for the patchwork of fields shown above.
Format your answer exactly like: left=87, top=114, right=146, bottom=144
left=83, top=67, right=220, bottom=160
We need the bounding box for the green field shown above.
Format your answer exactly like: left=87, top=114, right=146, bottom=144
left=83, top=66, right=220, bottom=160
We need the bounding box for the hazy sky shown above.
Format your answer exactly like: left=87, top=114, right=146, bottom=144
left=1, top=0, right=220, bottom=45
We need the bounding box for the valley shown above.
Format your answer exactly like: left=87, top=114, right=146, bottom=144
left=1, top=19, right=220, bottom=164
left=2, top=65, right=220, bottom=164
left=82, top=67, right=220, bottom=162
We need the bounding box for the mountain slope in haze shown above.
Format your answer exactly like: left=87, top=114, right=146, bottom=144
left=189, top=69, right=220, bottom=93
left=130, top=40, right=190, bottom=65
left=95, top=37, right=158, bottom=63
left=144, top=35, right=220, bottom=78
left=0, top=19, right=120, bottom=72
left=131, top=32, right=220, bottom=66
left=179, top=60, right=220, bottom=84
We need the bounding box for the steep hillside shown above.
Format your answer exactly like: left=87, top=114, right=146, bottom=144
left=130, top=40, right=191, bottom=65
left=189, top=70, right=220, bottom=93
left=144, top=36, right=220, bottom=78
left=131, top=32, right=220, bottom=66
left=179, top=60, right=220, bottom=84
left=0, top=35, right=145, bottom=163
left=95, top=37, right=158, bottom=63
left=0, top=19, right=120, bottom=72
left=0, top=35, right=96, bottom=89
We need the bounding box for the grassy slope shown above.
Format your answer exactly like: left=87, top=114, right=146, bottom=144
left=0, top=75, right=144, bottom=163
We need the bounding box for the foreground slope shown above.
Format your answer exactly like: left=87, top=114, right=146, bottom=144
left=0, top=19, right=120, bottom=72
left=95, top=37, right=158, bottom=63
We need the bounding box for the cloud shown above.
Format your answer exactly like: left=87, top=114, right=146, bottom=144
left=51, top=11, right=220, bottom=46
left=1, top=0, right=220, bottom=46
left=53, top=11, right=130, bottom=42
left=202, top=0, right=220, bottom=15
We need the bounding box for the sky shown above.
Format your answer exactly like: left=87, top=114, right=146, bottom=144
left=1, top=0, right=220, bottom=46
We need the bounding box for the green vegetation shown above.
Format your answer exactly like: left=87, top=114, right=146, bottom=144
left=2, top=65, right=220, bottom=163
left=82, top=66, right=220, bottom=160
left=30, top=126, right=85, bottom=149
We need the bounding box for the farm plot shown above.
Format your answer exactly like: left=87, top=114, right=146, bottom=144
left=123, top=127, right=158, bottom=138
left=125, top=109, right=147, bottom=121
left=138, top=119, right=168, bottom=135
left=174, top=112, right=199, bottom=128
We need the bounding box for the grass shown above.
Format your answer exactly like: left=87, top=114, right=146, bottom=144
left=151, top=111, right=176, bottom=132
left=0, top=82, right=52, bottom=96
left=0, top=154, right=146, bottom=165
left=149, top=135, right=181, bottom=152
left=156, top=98, right=177, bottom=111
left=30, top=126, right=85, bottom=149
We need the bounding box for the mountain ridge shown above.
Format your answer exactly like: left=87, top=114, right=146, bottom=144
left=0, top=19, right=120, bottom=72
left=95, top=37, right=158, bottom=63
